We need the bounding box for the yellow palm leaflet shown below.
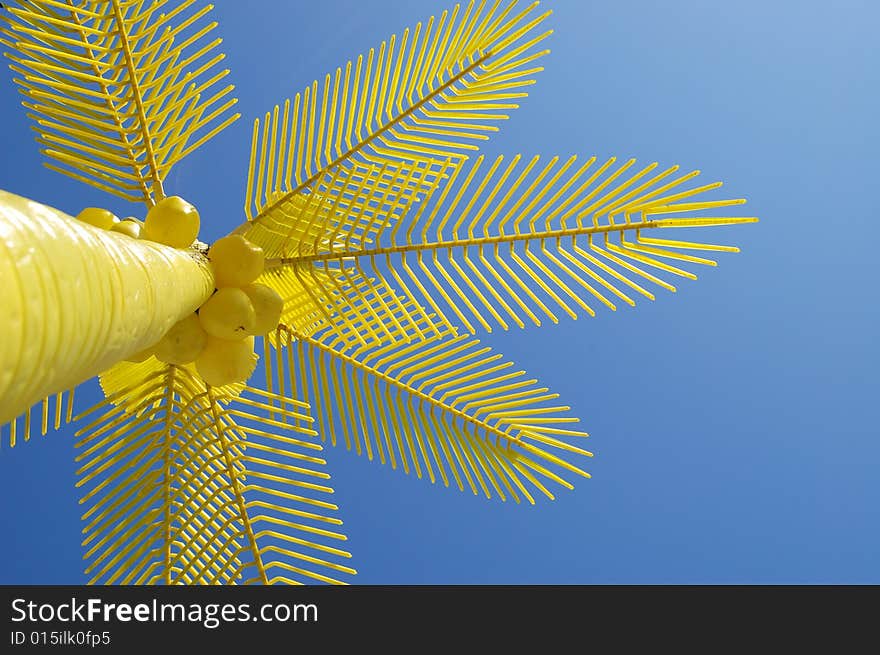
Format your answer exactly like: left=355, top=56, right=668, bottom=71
left=1, top=389, right=76, bottom=448
left=0, top=0, right=239, bottom=205
left=268, top=154, right=757, bottom=335
left=76, top=363, right=354, bottom=584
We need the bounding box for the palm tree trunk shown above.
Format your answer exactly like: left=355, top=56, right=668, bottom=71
left=0, top=189, right=215, bottom=424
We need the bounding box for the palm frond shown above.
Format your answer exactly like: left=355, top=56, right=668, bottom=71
left=1, top=0, right=239, bottom=205
left=211, top=385, right=355, bottom=585
left=77, top=363, right=354, bottom=584
left=272, top=322, right=592, bottom=505
left=76, top=364, right=234, bottom=584
left=237, top=0, right=551, bottom=240
left=270, top=154, right=758, bottom=335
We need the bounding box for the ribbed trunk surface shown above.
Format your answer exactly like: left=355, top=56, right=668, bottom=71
left=0, top=189, right=214, bottom=424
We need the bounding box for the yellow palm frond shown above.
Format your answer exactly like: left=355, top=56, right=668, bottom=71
left=1, top=0, right=239, bottom=205
left=76, top=363, right=354, bottom=584
left=204, top=386, right=355, bottom=585
left=269, top=154, right=758, bottom=336
left=237, top=0, right=551, bottom=243
left=272, top=323, right=592, bottom=505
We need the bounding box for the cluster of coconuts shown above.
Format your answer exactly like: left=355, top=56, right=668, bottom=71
left=75, top=195, right=200, bottom=245
left=77, top=197, right=283, bottom=387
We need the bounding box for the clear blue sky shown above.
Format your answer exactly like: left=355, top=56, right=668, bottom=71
left=1, top=0, right=877, bottom=584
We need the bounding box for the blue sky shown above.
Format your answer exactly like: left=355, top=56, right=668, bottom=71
left=0, top=0, right=877, bottom=583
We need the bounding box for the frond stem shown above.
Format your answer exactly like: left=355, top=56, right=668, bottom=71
left=160, top=366, right=176, bottom=585
left=231, top=52, right=491, bottom=236
left=266, top=217, right=757, bottom=268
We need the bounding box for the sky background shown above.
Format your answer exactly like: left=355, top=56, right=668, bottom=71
left=0, top=0, right=878, bottom=584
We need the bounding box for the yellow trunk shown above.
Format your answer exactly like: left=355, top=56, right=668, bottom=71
left=0, top=189, right=214, bottom=425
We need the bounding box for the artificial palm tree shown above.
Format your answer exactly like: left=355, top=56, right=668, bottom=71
left=0, top=0, right=756, bottom=584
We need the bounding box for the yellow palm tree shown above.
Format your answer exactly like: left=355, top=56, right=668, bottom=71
left=0, top=0, right=756, bottom=584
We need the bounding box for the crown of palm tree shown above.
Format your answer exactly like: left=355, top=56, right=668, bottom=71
left=0, top=0, right=756, bottom=585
